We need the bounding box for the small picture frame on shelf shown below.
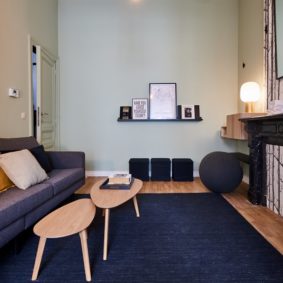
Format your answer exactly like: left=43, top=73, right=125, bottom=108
left=120, top=106, right=132, bottom=120
left=178, top=105, right=200, bottom=120
left=132, top=98, right=148, bottom=120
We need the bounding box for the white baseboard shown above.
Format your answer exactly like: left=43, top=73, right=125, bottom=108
left=242, top=175, right=249, bottom=184
left=193, top=170, right=199, bottom=177
left=86, top=170, right=248, bottom=187
left=86, top=170, right=200, bottom=177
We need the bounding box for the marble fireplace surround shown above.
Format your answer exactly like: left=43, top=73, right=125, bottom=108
left=240, top=114, right=283, bottom=209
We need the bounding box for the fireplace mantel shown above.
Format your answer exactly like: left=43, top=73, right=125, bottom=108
left=240, top=114, right=283, bottom=205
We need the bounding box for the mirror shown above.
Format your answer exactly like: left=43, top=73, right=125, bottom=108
left=275, top=0, right=283, bottom=79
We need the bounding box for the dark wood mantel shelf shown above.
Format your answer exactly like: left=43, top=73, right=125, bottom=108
left=240, top=113, right=283, bottom=123
left=240, top=114, right=283, bottom=205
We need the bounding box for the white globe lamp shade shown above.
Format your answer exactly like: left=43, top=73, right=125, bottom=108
left=240, top=82, right=260, bottom=103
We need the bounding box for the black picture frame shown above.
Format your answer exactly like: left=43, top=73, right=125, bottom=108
left=132, top=98, right=148, bottom=120
left=149, top=83, right=177, bottom=119
left=119, top=106, right=132, bottom=120
left=177, top=105, right=200, bottom=120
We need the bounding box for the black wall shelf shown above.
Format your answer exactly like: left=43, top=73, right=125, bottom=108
left=117, top=118, right=203, bottom=122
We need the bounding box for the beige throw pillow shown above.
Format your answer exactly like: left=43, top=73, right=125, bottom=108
left=0, top=149, right=48, bottom=190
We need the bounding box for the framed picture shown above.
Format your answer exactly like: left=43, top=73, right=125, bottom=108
left=182, top=105, right=195, bottom=119
left=120, top=106, right=132, bottom=120
left=275, top=0, right=283, bottom=78
left=149, top=83, right=177, bottom=119
left=178, top=105, right=200, bottom=120
left=132, top=98, right=148, bottom=119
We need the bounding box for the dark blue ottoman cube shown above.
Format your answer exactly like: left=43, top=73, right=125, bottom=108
left=172, top=158, right=194, bottom=181
left=151, top=158, right=171, bottom=181
left=129, top=158, right=149, bottom=181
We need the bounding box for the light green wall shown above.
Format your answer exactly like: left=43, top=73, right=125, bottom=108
left=0, top=0, right=266, bottom=174
left=237, top=0, right=264, bottom=179
left=0, top=0, right=58, bottom=137
left=238, top=0, right=265, bottom=113
left=59, top=0, right=239, bottom=172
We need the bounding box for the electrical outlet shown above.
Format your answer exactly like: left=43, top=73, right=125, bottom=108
left=8, top=88, right=20, bottom=98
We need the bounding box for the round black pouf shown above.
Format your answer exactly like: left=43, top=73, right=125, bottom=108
left=199, top=151, right=243, bottom=193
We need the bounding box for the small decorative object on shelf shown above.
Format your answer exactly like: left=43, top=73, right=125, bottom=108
left=120, top=106, right=132, bottom=120
left=178, top=105, right=200, bottom=120
left=132, top=98, right=148, bottom=119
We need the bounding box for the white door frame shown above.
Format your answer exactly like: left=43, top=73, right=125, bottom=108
left=28, top=35, right=60, bottom=148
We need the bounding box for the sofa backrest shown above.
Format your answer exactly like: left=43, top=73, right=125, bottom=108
left=0, top=137, right=39, bottom=152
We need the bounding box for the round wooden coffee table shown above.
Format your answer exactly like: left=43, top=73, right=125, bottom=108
left=90, top=178, right=143, bottom=260
left=31, top=199, right=96, bottom=282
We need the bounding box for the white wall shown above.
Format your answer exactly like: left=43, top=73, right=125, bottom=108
left=0, top=0, right=58, bottom=137
left=59, top=0, right=239, bottom=173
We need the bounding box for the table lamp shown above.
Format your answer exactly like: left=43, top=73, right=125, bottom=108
left=240, top=82, right=260, bottom=113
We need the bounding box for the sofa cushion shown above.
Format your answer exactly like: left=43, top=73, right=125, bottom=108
left=0, top=149, right=48, bottom=190
left=45, top=168, right=85, bottom=195
left=0, top=167, right=14, bottom=192
left=29, top=145, right=53, bottom=173
left=24, top=182, right=83, bottom=229
left=0, top=183, right=53, bottom=231
left=0, top=136, right=39, bottom=152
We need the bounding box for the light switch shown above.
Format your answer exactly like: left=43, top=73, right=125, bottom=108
left=21, top=112, right=26, bottom=119
left=8, top=88, right=20, bottom=98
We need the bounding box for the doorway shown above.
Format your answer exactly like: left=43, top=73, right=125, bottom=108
left=32, top=46, right=37, bottom=139
left=29, top=37, right=59, bottom=150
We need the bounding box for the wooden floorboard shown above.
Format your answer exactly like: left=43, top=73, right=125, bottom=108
left=76, top=176, right=283, bottom=255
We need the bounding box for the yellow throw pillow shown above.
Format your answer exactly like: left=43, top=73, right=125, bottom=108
left=0, top=167, right=14, bottom=192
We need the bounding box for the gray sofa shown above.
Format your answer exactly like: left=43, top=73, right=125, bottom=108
left=0, top=137, right=85, bottom=248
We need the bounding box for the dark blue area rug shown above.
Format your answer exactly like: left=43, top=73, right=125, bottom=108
left=1, top=193, right=283, bottom=283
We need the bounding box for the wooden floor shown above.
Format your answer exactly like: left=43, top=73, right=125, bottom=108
left=77, top=176, right=283, bottom=255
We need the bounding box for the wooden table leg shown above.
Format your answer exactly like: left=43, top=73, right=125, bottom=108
left=133, top=196, right=140, bottom=217
left=79, top=229, right=92, bottom=282
left=103, top=208, right=110, bottom=260
left=32, top=237, right=46, bottom=281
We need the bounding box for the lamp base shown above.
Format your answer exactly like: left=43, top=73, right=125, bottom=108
left=245, top=102, right=254, bottom=113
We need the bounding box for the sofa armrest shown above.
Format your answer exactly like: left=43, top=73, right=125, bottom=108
left=47, top=151, right=85, bottom=170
